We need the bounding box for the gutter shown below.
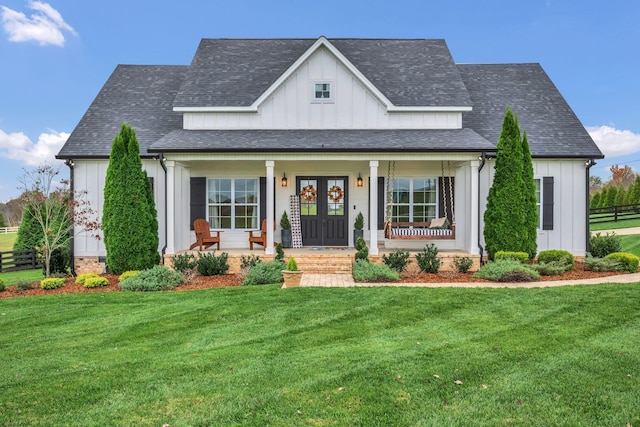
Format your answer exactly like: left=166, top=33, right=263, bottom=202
left=585, top=159, right=596, bottom=254
left=159, top=153, right=167, bottom=263
left=64, top=159, right=76, bottom=277
left=477, top=152, right=488, bottom=264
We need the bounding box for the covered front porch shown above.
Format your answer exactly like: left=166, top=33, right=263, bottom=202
left=163, top=152, right=485, bottom=258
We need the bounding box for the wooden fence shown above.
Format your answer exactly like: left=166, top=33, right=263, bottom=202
left=0, top=226, right=19, bottom=234
left=0, top=248, right=40, bottom=272
left=589, top=203, right=640, bottom=224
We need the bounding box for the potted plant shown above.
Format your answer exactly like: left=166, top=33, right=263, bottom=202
left=282, top=256, right=303, bottom=288
left=353, top=211, right=364, bottom=245
left=280, top=210, right=292, bottom=248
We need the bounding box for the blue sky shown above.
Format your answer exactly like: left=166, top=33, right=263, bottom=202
left=1, top=0, right=639, bottom=202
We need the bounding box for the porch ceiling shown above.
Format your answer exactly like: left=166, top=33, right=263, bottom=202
left=148, top=128, right=495, bottom=154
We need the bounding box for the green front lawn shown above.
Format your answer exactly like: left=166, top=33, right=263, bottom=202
left=0, top=232, right=16, bottom=252
left=590, top=218, right=640, bottom=231
left=620, top=234, right=640, bottom=257
left=1, top=285, right=639, bottom=426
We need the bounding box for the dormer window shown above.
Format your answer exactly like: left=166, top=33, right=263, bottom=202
left=313, top=82, right=333, bottom=102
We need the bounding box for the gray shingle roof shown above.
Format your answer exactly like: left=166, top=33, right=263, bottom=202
left=148, top=129, right=494, bottom=153
left=458, top=63, right=603, bottom=158
left=173, top=38, right=472, bottom=108
left=57, top=65, right=187, bottom=159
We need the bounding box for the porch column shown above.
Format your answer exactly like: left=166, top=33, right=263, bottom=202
left=369, top=160, right=379, bottom=255
left=469, top=160, right=480, bottom=255
left=165, top=160, right=176, bottom=255
left=265, top=161, right=275, bottom=255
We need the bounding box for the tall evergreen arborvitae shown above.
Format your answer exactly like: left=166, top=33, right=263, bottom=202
left=103, top=124, right=159, bottom=274
left=630, top=176, right=640, bottom=205
left=521, top=132, right=538, bottom=259
left=483, top=107, right=526, bottom=260
left=604, top=186, right=618, bottom=207
left=13, top=206, right=42, bottom=251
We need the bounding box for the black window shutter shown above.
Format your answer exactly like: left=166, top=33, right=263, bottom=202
left=259, top=177, right=276, bottom=226
left=438, top=177, right=455, bottom=220
left=190, top=177, right=206, bottom=230
left=542, top=176, right=554, bottom=230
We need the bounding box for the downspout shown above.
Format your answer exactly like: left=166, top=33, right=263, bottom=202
left=477, top=152, right=487, bottom=264
left=585, top=159, right=596, bottom=254
left=64, top=159, right=76, bottom=276
left=159, top=153, right=167, bottom=264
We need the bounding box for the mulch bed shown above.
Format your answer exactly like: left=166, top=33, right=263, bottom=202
left=0, top=268, right=625, bottom=299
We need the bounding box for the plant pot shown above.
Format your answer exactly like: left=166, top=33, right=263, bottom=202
left=281, top=229, right=292, bottom=248
left=282, top=270, right=303, bottom=288
left=353, top=229, right=364, bottom=245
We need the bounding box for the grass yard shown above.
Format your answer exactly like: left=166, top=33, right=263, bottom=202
left=590, top=217, right=640, bottom=231
left=1, top=285, right=639, bottom=426
left=620, top=234, right=640, bottom=257
left=0, top=232, right=16, bottom=252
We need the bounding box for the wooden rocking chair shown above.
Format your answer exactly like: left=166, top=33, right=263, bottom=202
left=247, top=219, right=276, bottom=250
left=189, top=218, right=222, bottom=251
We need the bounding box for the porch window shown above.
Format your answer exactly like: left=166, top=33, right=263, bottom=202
left=207, top=178, right=258, bottom=229
left=390, top=178, right=437, bottom=222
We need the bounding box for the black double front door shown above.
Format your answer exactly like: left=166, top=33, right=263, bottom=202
left=297, top=176, right=348, bottom=246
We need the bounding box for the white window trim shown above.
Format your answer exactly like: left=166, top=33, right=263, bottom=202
left=311, top=81, right=334, bottom=103
left=390, top=177, right=439, bottom=222
left=207, top=178, right=260, bottom=230
left=535, top=177, right=543, bottom=231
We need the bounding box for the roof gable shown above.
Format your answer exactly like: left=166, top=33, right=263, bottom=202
left=173, top=37, right=472, bottom=112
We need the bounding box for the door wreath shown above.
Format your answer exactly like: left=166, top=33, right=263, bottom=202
left=327, top=185, right=344, bottom=203
left=299, top=184, right=317, bottom=202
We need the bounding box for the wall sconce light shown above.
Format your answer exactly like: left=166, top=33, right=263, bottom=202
left=281, top=172, right=288, bottom=187
left=356, top=173, right=364, bottom=187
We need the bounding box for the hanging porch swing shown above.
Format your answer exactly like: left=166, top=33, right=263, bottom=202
left=384, top=160, right=456, bottom=240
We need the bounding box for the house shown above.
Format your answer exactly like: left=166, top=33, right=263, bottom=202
left=57, top=37, right=603, bottom=273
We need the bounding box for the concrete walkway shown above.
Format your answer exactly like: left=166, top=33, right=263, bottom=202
left=591, top=227, right=640, bottom=235
left=298, top=272, right=640, bottom=288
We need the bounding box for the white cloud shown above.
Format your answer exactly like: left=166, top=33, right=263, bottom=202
left=1, top=1, right=76, bottom=47
left=0, top=128, right=68, bottom=166
left=587, top=125, right=640, bottom=159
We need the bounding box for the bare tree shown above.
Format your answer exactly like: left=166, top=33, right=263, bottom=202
left=18, top=165, right=101, bottom=277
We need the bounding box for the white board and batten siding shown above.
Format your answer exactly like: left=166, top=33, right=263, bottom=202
left=72, top=159, right=167, bottom=257
left=478, top=159, right=589, bottom=256
left=183, top=47, right=462, bottom=131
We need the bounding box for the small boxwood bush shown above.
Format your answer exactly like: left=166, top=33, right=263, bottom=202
left=583, top=255, right=621, bottom=272
left=172, top=253, right=197, bottom=273
left=415, top=243, right=441, bottom=273
left=355, top=237, right=369, bottom=262
left=41, top=277, right=65, bottom=290
left=196, top=251, right=230, bottom=276
left=537, top=250, right=574, bottom=271
left=84, top=276, right=109, bottom=288
left=589, top=232, right=622, bottom=258
left=473, top=259, right=540, bottom=282
left=119, top=265, right=183, bottom=291
left=454, top=256, right=474, bottom=273
left=495, top=251, right=529, bottom=264
left=353, top=260, right=401, bottom=283
left=242, top=261, right=285, bottom=285
left=275, top=243, right=285, bottom=262
left=119, top=271, right=140, bottom=282
left=76, top=273, right=101, bottom=285
left=604, top=252, right=639, bottom=273
left=382, top=249, right=410, bottom=272
left=15, top=280, right=33, bottom=292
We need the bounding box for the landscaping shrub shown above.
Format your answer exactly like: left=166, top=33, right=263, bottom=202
left=534, top=261, right=569, bottom=276
left=415, top=243, right=441, bottom=273
left=84, top=276, right=109, bottom=288
left=242, top=261, right=284, bottom=285
left=352, top=260, right=401, bottom=283
left=240, top=254, right=262, bottom=271
left=473, top=259, right=540, bottom=282
left=119, top=265, right=183, bottom=292
left=0, top=278, right=4, bottom=292
left=285, top=257, right=299, bottom=271
left=172, top=253, right=197, bottom=273
left=454, top=256, right=473, bottom=273
left=76, top=273, right=101, bottom=285
left=604, top=252, right=640, bottom=273
left=45, top=247, right=70, bottom=275
left=15, top=280, right=33, bottom=292
left=583, top=255, right=621, bottom=272
left=589, top=232, right=622, bottom=258
left=495, top=251, right=529, bottom=264
left=275, top=243, right=285, bottom=262
left=41, top=277, right=65, bottom=290
left=355, top=237, right=369, bottom=262
left=118, top=271, right=140, bottom=282
left=382, top=249, right=410, bottom=272
left=537, top=250, right=574, bottom=271
left=196, top=251, right=230, bottom=276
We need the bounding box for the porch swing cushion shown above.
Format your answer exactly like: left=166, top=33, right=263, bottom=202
left=389, top=220, right=455, bottom=239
